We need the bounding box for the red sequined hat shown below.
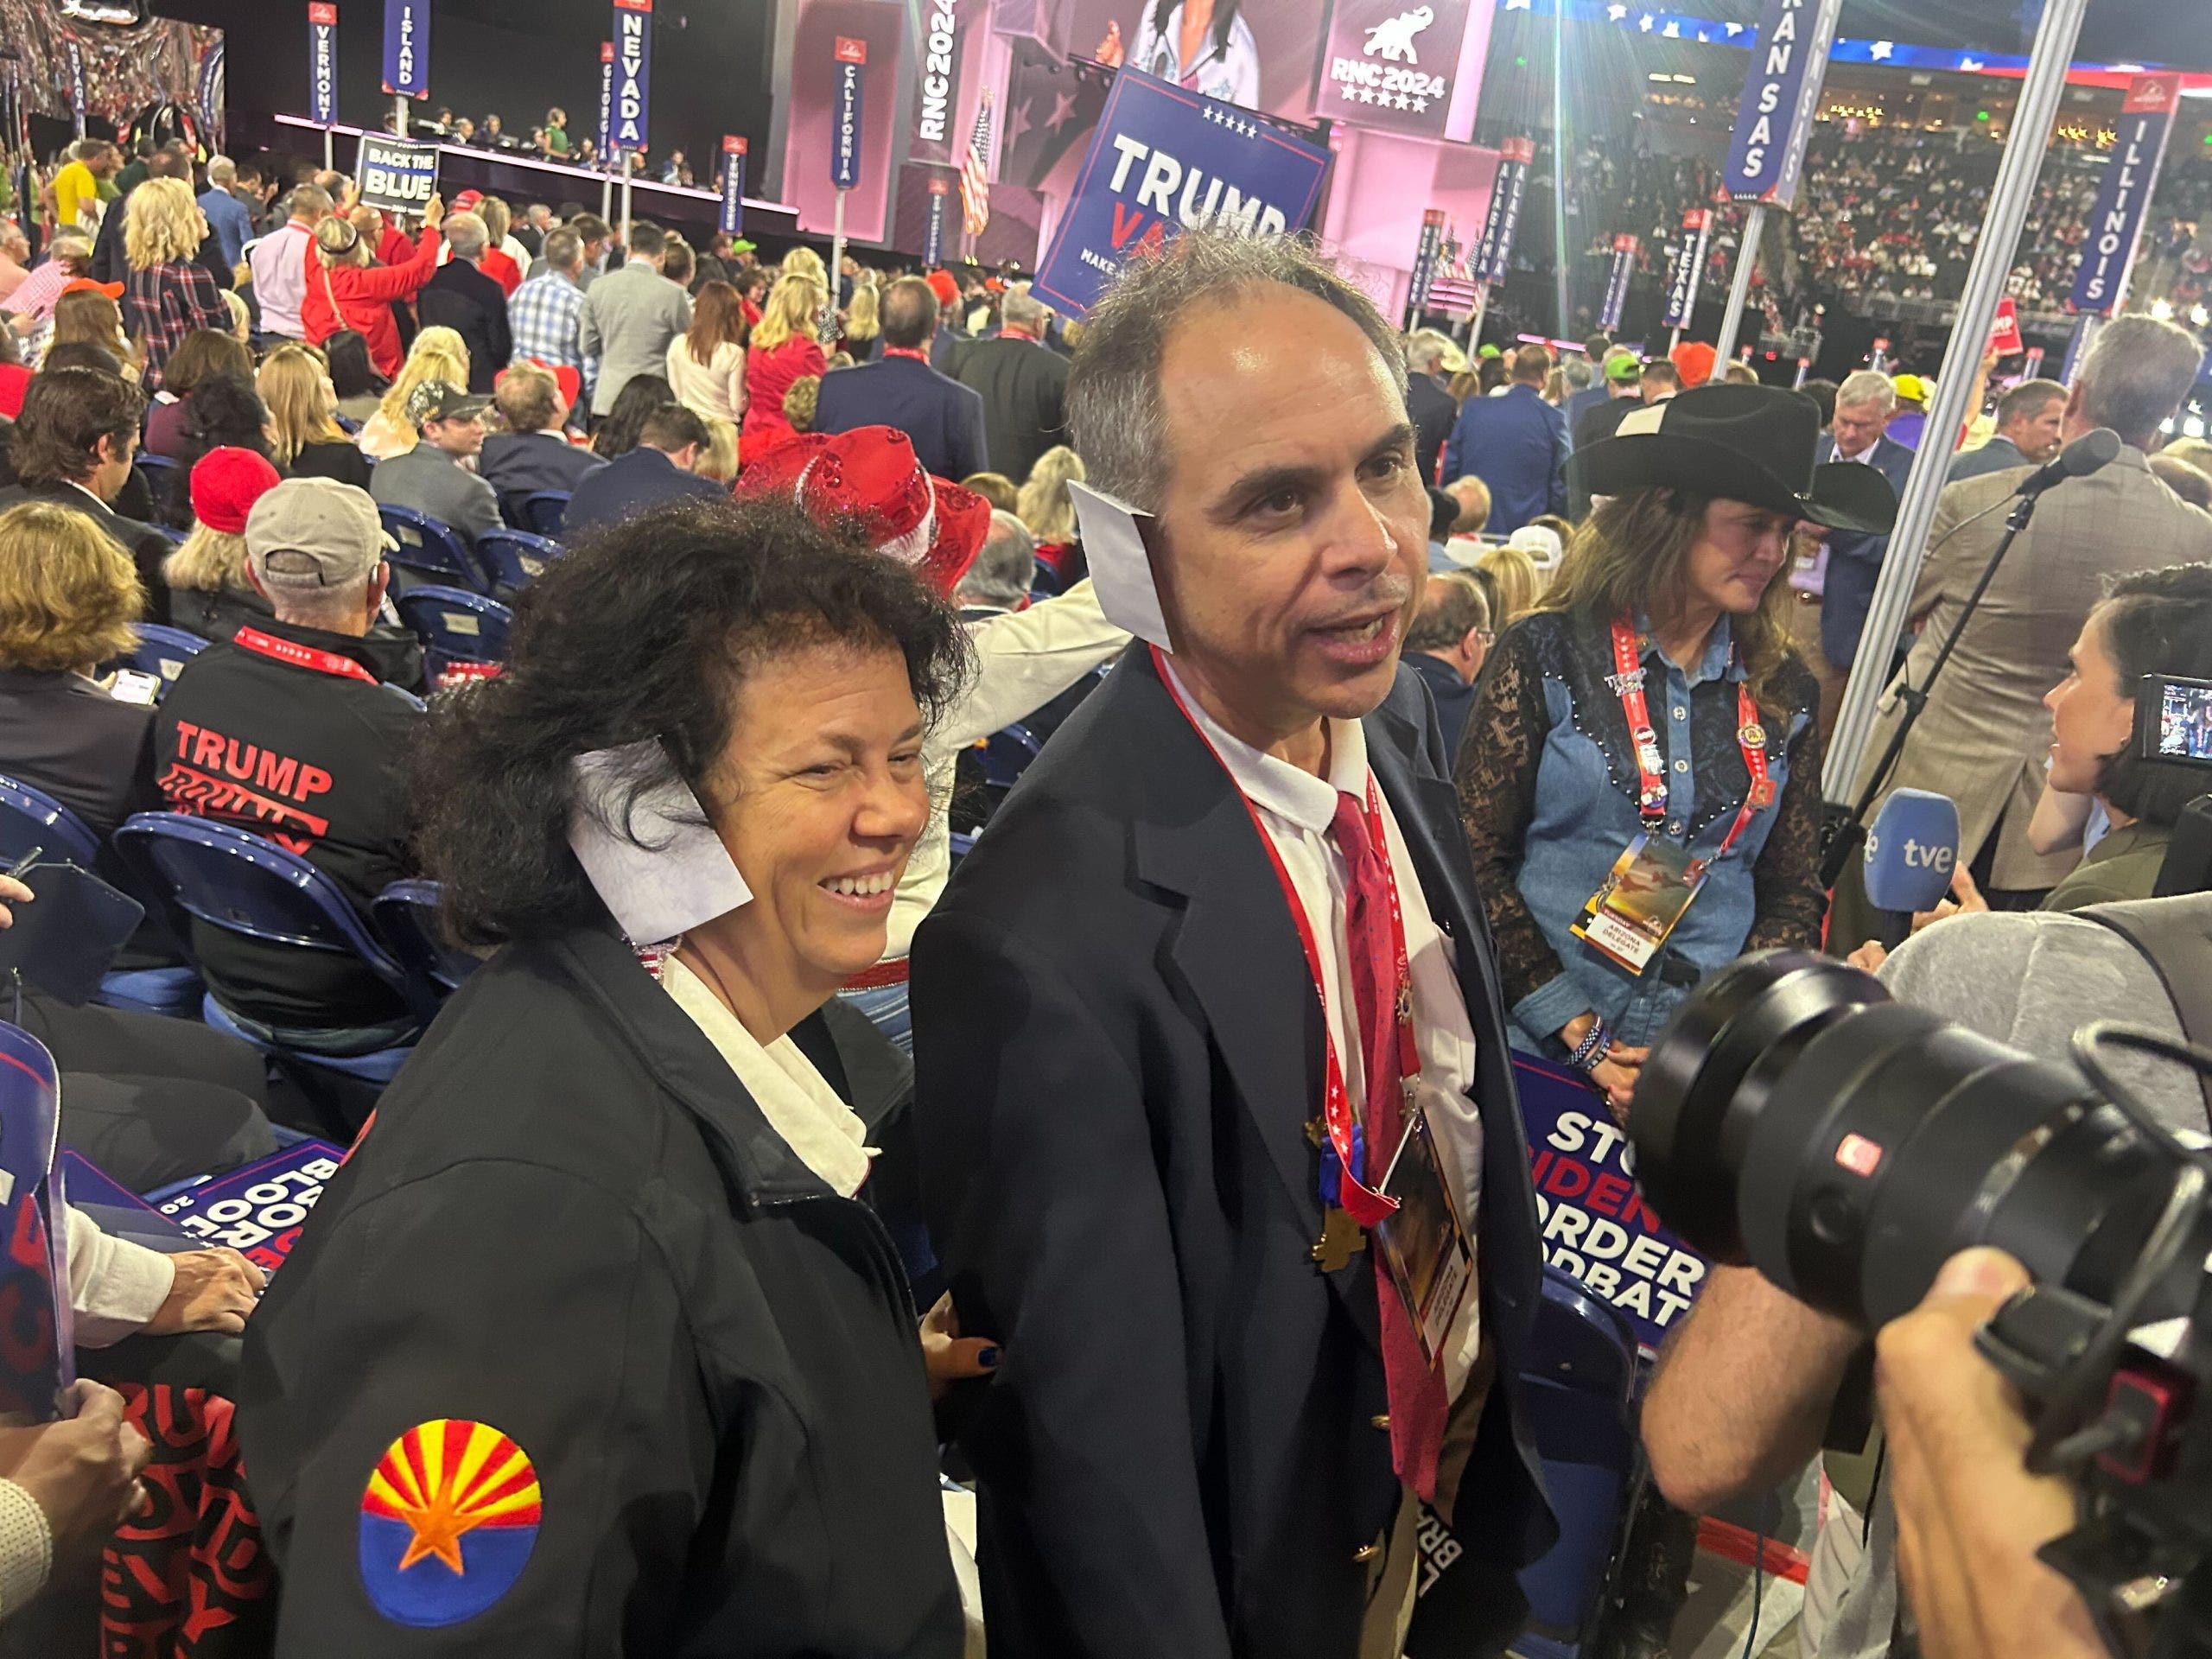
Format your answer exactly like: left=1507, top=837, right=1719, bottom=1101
left=736, top=426, right=988, bottom=596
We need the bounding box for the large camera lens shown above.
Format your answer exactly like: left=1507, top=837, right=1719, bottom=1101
left=1630, top=950, right=2183, bottom=1327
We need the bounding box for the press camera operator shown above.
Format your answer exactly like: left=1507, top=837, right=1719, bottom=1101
left=1640, top=890, right=2212, bottom=1658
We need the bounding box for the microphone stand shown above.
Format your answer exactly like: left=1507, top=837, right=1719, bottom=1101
left=1818, top=487, right=2046, bottom=888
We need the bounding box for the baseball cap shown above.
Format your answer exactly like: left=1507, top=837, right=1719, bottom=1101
left=1477, top=343, right=1503, bottom=360
left=730, top=238, right=756, bottom=253
left=1892, top=372, right=1927, bottom=406
left=60, top=276, right=124, bottom=301
left=245, top=478, right=393, bottom=588
left=404, top=379, right=492, bottom=426
left=1604, top=350, right=1643, bottom=385
left=450, top=188, right=485, bottom=212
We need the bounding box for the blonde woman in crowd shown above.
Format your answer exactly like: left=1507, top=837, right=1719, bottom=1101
left=1015, top=444, right=1085, bottom=545
left=741, top=276, right=827, bottom=449
left=1474, top=540, right=1542, bottom=627
left=842, top=281, right=880, bottom=357
left=357, top=326, right=471, bottom=460
left=962, top=471, right=1018, bottom=513
left=258, top=346, right=373, bottom=487
left=122, top=177, right=228, bottom=389
left=692, top=416, right=738, bottom=485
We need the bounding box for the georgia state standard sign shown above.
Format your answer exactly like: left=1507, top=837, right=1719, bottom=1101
left=1032, top=67, right=1332, bottom=317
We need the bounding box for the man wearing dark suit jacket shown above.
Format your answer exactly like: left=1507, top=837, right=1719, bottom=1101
left=415, top=213, right=512, bottom=394
left=0, top=366, right=173, bottom=624
left=950, top=283, right=1069, bottom=482
left=1946, top=376, right=2065, bottom=483
left=1405, top=329, right=1459, bottom=486
left=813, top=276, right=987, bottom=482
left=912, top=232, right=1553, bottom=1659
left=1817, top=369, right=1918, bottom=679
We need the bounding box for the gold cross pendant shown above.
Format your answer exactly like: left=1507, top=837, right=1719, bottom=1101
left=1311, top=1205, right=1368, bottom=1274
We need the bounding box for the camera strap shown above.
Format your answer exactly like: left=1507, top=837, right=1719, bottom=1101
left=2073, top=895, right=2212, bottom=1129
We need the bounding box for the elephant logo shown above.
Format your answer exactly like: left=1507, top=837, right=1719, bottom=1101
left=1363, top=6, right=1434, bottom=63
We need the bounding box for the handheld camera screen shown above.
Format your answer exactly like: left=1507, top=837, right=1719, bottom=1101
left=2143, top=674, right=2212, bottom=766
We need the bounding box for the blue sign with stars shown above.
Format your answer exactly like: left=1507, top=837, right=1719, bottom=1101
left=1033, top=67, right=1332, bottom=318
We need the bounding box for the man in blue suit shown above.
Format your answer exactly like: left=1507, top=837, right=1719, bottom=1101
left=560, top=403, right=724, bottom=537
left=814, top=276, right=988, bottom=481
left=1818, top=369, right=1918, bottom=683
left=1441, top=343, right=1567, bottom=535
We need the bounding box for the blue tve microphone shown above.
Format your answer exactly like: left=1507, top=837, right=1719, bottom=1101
left=1862, top=788, right=1961, bottom=946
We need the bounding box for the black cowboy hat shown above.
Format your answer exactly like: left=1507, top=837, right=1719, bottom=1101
left=1567, top=383, right=1899, bottom=536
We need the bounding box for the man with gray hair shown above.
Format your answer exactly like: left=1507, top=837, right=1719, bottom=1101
left=1810, top=366, right=1916, bottom=721
left=951, top=278, right=1069, bottom=480
left=954, top=511, right=1038, bottom=616
left=155, top=479, right=424, bottom=1038
left=418, top=210, right=512, bottom=393
left=912, top=230, right=1554, bottom=1659
left=1830, top=314, right=2212, bottom=940
left=247, top=182, right=332, bottom=345
left=197, top=156, right=254, bottom=271
left=508, top=225, right=597, bottom=421
left=1405, top=327, right=1459, bottom=487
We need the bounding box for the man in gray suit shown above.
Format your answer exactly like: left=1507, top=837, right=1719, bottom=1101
left=1832, top=315, right=2212, bottom=948
left=367, top=381, right=501, bottom=550
left=578, top=221, right=694, bottom=421
left=1948, top=378, right=2067, bottom=483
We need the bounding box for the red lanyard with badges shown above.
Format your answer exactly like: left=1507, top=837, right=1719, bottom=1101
left=1154, top=648, right=1478, bottom=1366
left=1151, top=647, right=1414, bottom=1234
left=1573, top=618, right=1775, bottom=976
left=232, top=626, right=380, bottom=685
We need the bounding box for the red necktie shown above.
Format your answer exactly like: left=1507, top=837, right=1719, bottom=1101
left=1329, top=791, right=1448, bottom=1502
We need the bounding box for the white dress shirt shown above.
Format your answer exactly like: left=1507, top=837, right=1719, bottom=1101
left=1162, top=658, right=1485, bottom=1397
left=65, top=1205, right=175, bottom=1348
left=661, top=957, right=875, bottom=1198
left=247, top=219, right=313, bottom=341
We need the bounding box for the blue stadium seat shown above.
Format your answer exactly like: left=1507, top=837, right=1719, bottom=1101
left=131, top=454, right=179, bottom=491
left=372, top=879, right=479, bottom=999
left=474, top=529, right=558, bottom=595
left=111, top=814, right=421, bottom=1084
left=377, top=504, right=486, bottom=592
left=0, top=776, right=200, bottom=1015
left=151, top=523, right=187, bottom=546
left=1512, top=1268, right=1643, bottom=1655
left=396, top=586, right=514, bottom=687
left=976, top=722, right=1041, bottom=792
left=518, top=490, right=570, bottom=537
left=114, top=623, right=210, bottom=699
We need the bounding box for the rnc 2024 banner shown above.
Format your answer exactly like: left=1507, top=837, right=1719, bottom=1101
left=1032, top=67, right=1331, bottom=317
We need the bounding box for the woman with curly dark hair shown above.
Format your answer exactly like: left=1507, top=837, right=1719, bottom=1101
left=590, top=371, right=676, bottom=460
left=238, top=497, right=984, bottom=1655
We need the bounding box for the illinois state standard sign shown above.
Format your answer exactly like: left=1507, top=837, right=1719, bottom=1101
left=1032, top=67, right=1331, bottom=317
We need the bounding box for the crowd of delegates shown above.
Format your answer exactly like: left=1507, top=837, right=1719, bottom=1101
left=0, top=129, right=2207, bottom=1659
left=1510, top=124, right=2212, bottom=334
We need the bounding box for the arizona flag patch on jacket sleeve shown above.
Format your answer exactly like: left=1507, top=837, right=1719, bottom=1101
left=358, top=1419, right=541, bottom=1626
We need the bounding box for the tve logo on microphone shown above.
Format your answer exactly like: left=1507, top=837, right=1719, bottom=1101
left=1863, top=789, right=1961, bottom=913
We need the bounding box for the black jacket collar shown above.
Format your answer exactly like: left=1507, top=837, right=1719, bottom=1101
left=541, top=919, right=855, bottom=1210
left=1114, top=647, right=1500, bottom=1345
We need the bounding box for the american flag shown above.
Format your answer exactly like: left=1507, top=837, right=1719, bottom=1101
left=960, top=92, right=993, bottom=238
left=1425, top=229, right=1484, bottom=316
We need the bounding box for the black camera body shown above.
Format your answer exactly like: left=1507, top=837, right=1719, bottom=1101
left=1629, top=950, right=2212, bottom=1657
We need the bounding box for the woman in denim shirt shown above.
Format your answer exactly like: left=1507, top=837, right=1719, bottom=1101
left=1456, top=385, right=1898, bottom=1111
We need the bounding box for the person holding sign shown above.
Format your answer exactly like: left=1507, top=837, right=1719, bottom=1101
left=1456, top=385, right=1897, bottom=1113
left=302, top=192, right=446, bottom=379
left=912, top=231, right=1554, bottom=1658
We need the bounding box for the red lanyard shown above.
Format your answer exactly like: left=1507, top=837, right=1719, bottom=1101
left=232, top=626, right=380, bottom=685
left=881, top=346, right=929, bottom=363
left=1608, top=618, right=1772, bottom=861
left=1151, top=645, right=1415, bottom=1226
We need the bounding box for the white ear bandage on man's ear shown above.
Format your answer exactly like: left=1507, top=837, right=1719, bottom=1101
left=569, top=739, right=752, bottom=945
left=1069, top=480, right=1173, bottom=652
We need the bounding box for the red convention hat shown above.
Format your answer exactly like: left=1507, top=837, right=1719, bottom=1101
left=736, top=426, right=988, bottom=597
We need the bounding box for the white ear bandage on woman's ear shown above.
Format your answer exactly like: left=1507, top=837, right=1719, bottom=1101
left=569, top=739, right=751, bottom=945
